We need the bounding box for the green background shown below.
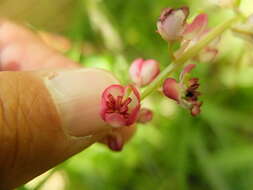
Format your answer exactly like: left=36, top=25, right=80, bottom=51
left=19, top=0, right=253, bottom=189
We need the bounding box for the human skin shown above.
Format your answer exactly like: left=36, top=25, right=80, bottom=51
left=0, top=20, right=136, bottom=189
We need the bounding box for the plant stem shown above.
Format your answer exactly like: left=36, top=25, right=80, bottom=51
left=168, top=42, right=175, bottom=61
left=141, top=15, right=242, bottom=100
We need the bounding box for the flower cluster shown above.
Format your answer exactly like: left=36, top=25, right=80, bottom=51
left=157, top=8, right=219, bottom=62
left=100, top=6, right=223, bottom=128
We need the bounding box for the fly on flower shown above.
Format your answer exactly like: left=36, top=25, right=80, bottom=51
left=129, top=58, right=160, bottom=87
left=163, top=64, right=202, bottom=116
left=100, top=84, right=141, bottom=127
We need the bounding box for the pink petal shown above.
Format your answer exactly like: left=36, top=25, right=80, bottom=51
left=183, top=14, right=208, bottom=40
left=102, top=84, right=125, bottom=99
left=127, top=104, right=141, bottom=126
left=140, top=59, right=160, bottom=86
left=163, top=78, right=181, bottom=102
left=105, top=113, right=127, bottom=128
left=126, top=85, right=141, bottom=111
left=137, top=108, right=153, bottom=124
left=125, top=85, right=141, bottom=126
left=129, top=58, right=144, bottom=85
left=157, top=7, right=189, bottom=41
left=179, top=64, right=196, bottom=81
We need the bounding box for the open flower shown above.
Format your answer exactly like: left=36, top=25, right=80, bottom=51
left=163, top=64, right=202, bottom=116
left=129, top=58, right=160, bottom=87
left=137, top=108, right=153, bottom=124
left=157, top=7, right=189, bottom=41
left=100, top=84, right=141, bottom=127
left=175, top=14, right=219, bottom=62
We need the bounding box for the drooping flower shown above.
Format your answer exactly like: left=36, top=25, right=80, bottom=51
left=137, top=108, right=153, bottom=124
left=157, top=7, right=189, bottom=41
left=100, top=84, right=141, bottom=127
left=129, top=58, right=160, bottom=87
left=175, top=14, right=219, bottom=62
left=163, top=64, right=202, bottom=116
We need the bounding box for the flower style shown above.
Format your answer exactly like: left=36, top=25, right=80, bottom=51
left=137, top=108, right=153, bottom=124
left=163, top=64, right=202, bottom=116
left=129, top=58, right=160, bottom=87
left=157, top=7, right=189, bottom=41
left=100, top=84, right=141, bottom=127
left=175, top=14, right=219, bottom=62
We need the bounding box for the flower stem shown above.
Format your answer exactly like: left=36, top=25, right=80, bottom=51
left=168, top=42, right=175, bottom=61
left=141, top=16, right=242, bottom=100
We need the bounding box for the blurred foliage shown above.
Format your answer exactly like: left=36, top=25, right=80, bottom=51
left=21, top=0, right=253, bottom=190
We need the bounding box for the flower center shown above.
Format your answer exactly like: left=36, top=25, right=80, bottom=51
left=106, top=94, right=132, bottom=118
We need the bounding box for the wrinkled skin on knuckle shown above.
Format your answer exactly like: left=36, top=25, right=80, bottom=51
left=0, top=72, right=98, bottom=189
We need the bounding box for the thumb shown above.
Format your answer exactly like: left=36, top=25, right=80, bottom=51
left=0, top=68, right=118, bottom=189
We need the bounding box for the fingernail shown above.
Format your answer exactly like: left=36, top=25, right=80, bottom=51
left=44, top=68, right=118, bottom=137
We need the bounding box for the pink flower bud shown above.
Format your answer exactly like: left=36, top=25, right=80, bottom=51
left=163, top=78, right=181, bottom=103
left=129, top=58, right=160, bottom=87
left=100, top=84, right=141, bottom=127
left=137, top=108, right=153, bottom=124
left=157, top=7, right=189, bottom=41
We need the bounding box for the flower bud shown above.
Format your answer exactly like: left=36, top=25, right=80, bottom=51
left=163, top=78, right=180, bottom=103
left=137, top=108, right=153, bottom=124
left=129, top=58, right=160, bottom=87
left=157, top=7, right=189, bottom=41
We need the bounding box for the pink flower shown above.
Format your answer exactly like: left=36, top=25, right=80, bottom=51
left=175, top=14, right=219, bottom=62
left=129, top=58, right=160, bottom=87
left=137, top=108, right=153, bottom=124
left=100, top=84, right=141, bottom=127
left=157, top=7, right=189, bottom=41
left=163, top=64, right=202, bottom=116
